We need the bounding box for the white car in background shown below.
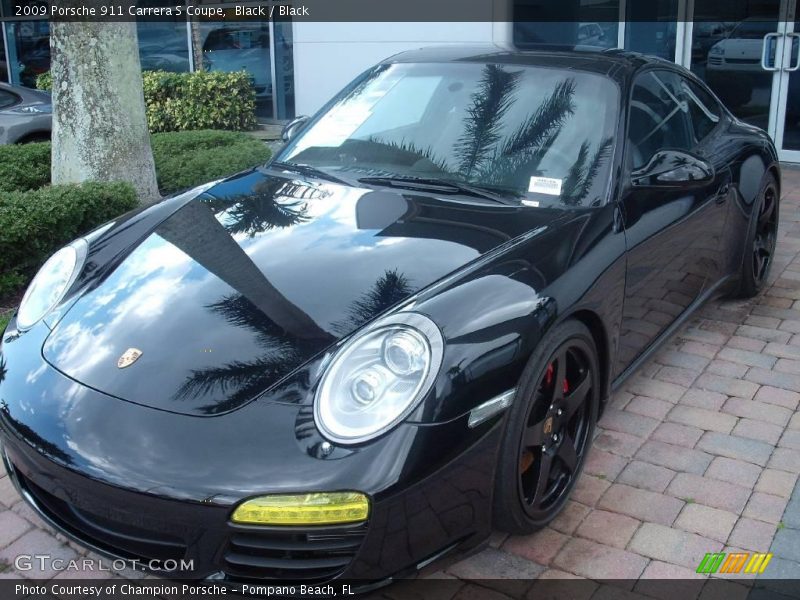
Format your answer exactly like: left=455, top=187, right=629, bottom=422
left=706, top=19, right=776, bottom=107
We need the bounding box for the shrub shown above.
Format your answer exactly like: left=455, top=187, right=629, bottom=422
left=36, top=70, right=257, bottom=132
left=0, top=130, right=270, bottom=195
left=151, top=130, right=271, bottom=194
left=36, top=71, right=52, bottom=91
left=0, top=183, right=138, bottom=297
left=143, top=70, right=257, bottom=132
left=0, top=142, right=51, bottom=192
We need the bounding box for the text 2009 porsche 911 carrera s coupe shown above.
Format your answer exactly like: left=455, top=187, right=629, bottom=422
left=0, top=47, right=781, bottom=585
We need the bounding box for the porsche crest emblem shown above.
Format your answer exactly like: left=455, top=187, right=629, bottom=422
left=117, top=348, right=143, bottom=369
left=543, top=416, right=554, bottom=435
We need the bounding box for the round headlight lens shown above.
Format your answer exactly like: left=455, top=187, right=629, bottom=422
left=314, top=313, right=443, bottom=445
left=17, top=240, right=87, bottom=330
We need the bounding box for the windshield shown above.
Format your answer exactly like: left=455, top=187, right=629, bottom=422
left=729, top=21, right=775, bottom=39
left=277, top=62, right=619, bottom=208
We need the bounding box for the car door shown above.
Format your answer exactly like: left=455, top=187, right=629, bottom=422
left=615, top=69, right=727, bottom=374
left=678, top=74, right=735, bottom=289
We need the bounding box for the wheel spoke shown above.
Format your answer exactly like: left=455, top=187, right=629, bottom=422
left=551, top=351, right=567, bottom=402
left=523, top=423, right=545, bottom=448
left=759, top=194, right=775, bottom=226
left=562, top=374, right=590, bottom=421
left=532, top=451, right=553, bottom=503
left=556, top=434, right=579, bottom=474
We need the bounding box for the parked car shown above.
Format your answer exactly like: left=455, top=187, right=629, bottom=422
left=0, top=47, right=779, bottom=586
left=705, top=19, right=776, bottom=107
left=0, top=82, right=51, bottom=144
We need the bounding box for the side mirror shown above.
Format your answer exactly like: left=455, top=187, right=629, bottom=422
left=631, top=149, right=714, bottom=188
left=281, top=115, right=310, bottom=143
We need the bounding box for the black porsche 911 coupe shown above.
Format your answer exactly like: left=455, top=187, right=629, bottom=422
left=0, top=47, right=780, bottom=585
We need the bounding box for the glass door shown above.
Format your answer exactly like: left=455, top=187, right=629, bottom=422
left=689, top=0, right=781, bottom=132
left=687, top=0, right=800, bottom=162
left=774, top=0, right=800, bottom=161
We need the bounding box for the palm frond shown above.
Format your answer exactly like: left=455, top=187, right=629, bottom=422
left=501, top=78, right=576, bottom=158
left=560, top=141, right=591, bottom=204
left=367, top=136, right=452, bottom=174
left=455, top=65, right=520, bottom=177
left=334, top=269, right=414, bottom=334
left=562, top=137, right=613, bottom=206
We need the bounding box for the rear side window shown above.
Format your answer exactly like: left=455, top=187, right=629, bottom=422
left=681, top=78, right=721, bottom=143
left=0, top=90, right=19, bottom=109
left=628, top=70, right=694, bottom=169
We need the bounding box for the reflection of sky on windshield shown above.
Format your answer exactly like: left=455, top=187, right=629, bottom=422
left=284, top=62, right=618, bottom=192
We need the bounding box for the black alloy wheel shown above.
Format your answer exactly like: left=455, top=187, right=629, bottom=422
left=493, top=320, right=599, bottom=534
left=753, top=181, right=778, bottom=287
left=736, top=173, right=779, bottom=298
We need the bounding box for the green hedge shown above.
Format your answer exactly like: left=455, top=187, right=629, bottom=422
left=35, top=71, right=52, bottom=91
left=0, top=182, right=138, bottom=297
left=152, top=130, right=271, bottom=194
left=37, top=70, right=257, bottom=133
left=0, top=130, right=270, bottom=196
left=143, top=71, right=258, bottom=132
left=0, top=143, right=51, bottom=193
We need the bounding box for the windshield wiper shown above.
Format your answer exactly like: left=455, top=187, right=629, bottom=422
left=358, top=176, right=511, bottom=204
left=269, top=161, right=350, bottom=185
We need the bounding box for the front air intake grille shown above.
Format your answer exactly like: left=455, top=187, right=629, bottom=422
left=222, top=523, right=367, bottom=581
left=18, top=470, right=187, bottom=563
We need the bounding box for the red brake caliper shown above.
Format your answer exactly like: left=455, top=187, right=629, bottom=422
left=563, top=377, right=570, bottom=394
left=545, top=363, right=554, bottom=386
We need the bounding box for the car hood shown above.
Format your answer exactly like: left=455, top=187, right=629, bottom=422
left=43, top=168, right=566, bottom=416
left=716, top=38, right=763, bottom=57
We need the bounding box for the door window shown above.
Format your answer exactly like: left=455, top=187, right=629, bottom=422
left=0, top=89, right=20, bottom=109
left=680, top=78, right=721, bottom=142
left=628, top=70, right=693, bottom=168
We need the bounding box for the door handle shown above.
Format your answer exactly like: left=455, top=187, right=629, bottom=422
left=716, top=183, right=731, bottom=203
left=786, top=33, right=800, bottom=72
left=762, top=32, right=783, bottom=71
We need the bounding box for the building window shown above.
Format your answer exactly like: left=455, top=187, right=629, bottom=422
left=138, top=21, right=191, bottom=73
left=513, top=0, right=619, bottom=50
left=5, top=20, right=49, bottom=87
left=624, top=0, right=679, bottom=60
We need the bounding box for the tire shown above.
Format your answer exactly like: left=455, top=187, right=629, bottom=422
left=735, top=173, right=779, bottom=298
left=492, top=319, right=600, bottom=534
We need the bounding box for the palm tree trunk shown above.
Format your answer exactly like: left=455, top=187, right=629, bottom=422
left=50, top=12, right=160, bottom=204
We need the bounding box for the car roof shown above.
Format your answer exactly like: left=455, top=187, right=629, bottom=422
left=382, top=45, right=675, bottom=84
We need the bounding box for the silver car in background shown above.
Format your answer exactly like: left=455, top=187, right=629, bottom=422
left=0, top=83, right=51, bottom=144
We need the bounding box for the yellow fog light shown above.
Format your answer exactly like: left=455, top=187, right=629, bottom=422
left=231, top=492, right=370, bottom=526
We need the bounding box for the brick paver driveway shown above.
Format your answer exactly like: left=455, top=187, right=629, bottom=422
left=2, top=168, right=800, bottom=597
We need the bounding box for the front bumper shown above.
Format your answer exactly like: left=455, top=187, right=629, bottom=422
left=0, top=325, right=501, bottom=582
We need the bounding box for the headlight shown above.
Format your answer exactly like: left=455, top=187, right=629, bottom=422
left=17, top=239, right=87, bottom=330
left=314, top=312, right=444, bottom=444
left=709, top=45, right=724, bottom=56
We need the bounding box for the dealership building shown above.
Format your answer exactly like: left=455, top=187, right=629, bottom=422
left=1, top=0, right=799, bottom=163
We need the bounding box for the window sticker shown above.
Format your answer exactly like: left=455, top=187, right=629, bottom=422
left=528, top=176, right=563, bottom=196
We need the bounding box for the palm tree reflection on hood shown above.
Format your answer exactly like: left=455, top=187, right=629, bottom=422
left=175, top=270, right=415, bottom=414
left=174, top=293, right=312, bottom=415
left=333, top=269, right=414, bottom=334
left=208, top=178, right=315, bottom=238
